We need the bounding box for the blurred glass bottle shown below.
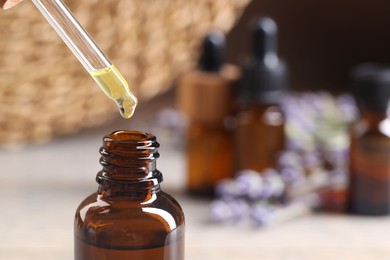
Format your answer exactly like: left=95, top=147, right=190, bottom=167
left=234, top=17, right=287, bottom=172
left=348, top=64, right=390, bottom=215
left=74, top=131, right=185, bottom=259
left=177, top=32, right=240, bottom=197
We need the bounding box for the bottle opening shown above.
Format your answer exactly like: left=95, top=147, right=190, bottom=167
left=105, top=130, right=153, bottom=143
left=101, top=130, right=160, bottom=162
left=98, top=130, right=162, bottom=184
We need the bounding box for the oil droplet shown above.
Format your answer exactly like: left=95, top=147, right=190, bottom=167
left=115, top=94, right=137, bottom=119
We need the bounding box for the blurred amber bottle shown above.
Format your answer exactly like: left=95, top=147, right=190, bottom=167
left=74, top=131, right=185, bottom=259
left=234, top=17, right=287, bottom=172
left=348, top=65, right=390, bottom=215
left=177, top=32, right=240, bottom=196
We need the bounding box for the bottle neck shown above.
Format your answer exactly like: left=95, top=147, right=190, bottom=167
left=359, top=109, right=388, bottom=126
left=96, top=131, right=163, bottom=198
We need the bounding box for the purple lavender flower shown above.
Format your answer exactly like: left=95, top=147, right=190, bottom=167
left=301, top=151, right=322, bottom=169
left=215, top=179, right=244, bottom=199
left=155, top=108, right=188, bottom=129
left=210, top=199, right=250, bottom=222
left=277, top=151, right=302, bottom=168
left=262, top=168, right=285, bottom=198
left=280, top=167, right=301, bottom=183
left=210, top=200, right=236, bottom=222
left=236, top=170, right=264, bottom=200
left=251, top=203, right=274, bottom=226
left=337, top=94, right=358, bottom=123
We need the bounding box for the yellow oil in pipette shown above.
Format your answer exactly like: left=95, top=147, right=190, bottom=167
left=91, top=65, right=138, bottom=119
left=32, top=0, right=138, bottom=119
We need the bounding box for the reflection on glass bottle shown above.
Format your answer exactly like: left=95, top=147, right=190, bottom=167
left=234, top=17, right=287, bottom=172
left=74, top=131, right=185, bottom=259
left=348, top=64, right=390, bottom=215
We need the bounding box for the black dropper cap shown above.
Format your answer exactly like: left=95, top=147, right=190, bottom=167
left=198, top=31, right=226, bottom=72
left=351, top=64, right=390, bottom=112
left=239, top=17, right=287, bottom=104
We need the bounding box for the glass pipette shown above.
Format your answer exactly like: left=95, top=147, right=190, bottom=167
left=31, top=0, right=137, bottom=119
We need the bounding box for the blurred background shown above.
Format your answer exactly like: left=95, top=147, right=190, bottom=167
left=2, top=0, right=390, bottom=259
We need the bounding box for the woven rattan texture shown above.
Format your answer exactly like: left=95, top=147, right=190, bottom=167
left=0, top=0, right=250, bottom=147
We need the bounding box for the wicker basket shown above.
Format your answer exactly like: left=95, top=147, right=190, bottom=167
left=0, top=0, right=250, bottom=146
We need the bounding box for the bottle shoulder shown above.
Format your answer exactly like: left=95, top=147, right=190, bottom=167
left=75, top=190, right=184, bottom=231
left=74, top=191, right=185, bottom=249
left=352, top=117, right=390, bottom=140
left=236, top=104, right=285, bottom=127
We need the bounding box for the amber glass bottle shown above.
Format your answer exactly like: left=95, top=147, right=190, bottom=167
left=234, top=17, right=287, bottom=172
left=348, top=64, right=390, bottom=215
left=178, top=32, right=239, bottom=196
left=74, top=131, right=185, bottom=259
left=235, top=104, right=285, bottom=171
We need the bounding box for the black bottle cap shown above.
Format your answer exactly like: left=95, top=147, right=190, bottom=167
left=198, top=31, right=226, bottom=72
left=351, top=63, right=390, bottom=112
left=239, top=17, right=287, bottom=104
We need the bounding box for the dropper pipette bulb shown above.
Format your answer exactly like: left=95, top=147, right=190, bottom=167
left=239, top=16, right=287, bottom=104
left=253, top=17, right=278, bottom=61
left=199, top=31, right=226, bottom=72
